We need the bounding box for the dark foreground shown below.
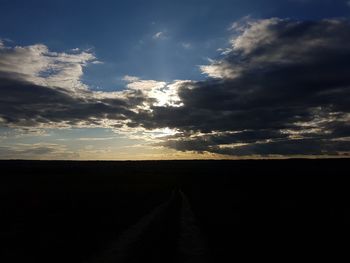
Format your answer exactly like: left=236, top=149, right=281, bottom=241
left=1, top=159, right=350, bottom=262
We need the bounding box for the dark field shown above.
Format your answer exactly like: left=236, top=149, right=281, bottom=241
left=1, top=159, right=350, bottom=262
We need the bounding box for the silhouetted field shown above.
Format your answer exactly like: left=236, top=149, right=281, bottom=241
left=1, top=159, right=349, bottom=262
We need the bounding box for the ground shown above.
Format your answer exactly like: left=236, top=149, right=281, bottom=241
left=1, top=159, right=349, bottom=262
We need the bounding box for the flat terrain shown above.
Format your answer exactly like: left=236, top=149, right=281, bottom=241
left=1, top=159, right=349, bottom=262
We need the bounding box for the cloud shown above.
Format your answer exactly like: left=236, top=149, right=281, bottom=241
left=77, top=137, right=118, bottom=141
left=0, top=43, right=151, bottom=130
left=0, top=43, right=97, bottom=92
left=0, top=143, right=77, bottom=159
left=181, top=43, right=192, bottom=49
left=0, top=77, right=143, bottom=129
left=123, top=75, right=140, bottom=82
left=153, top=31, right=168, bottom=40
left=133, top=18, right=350, bottom=156
left=1, top=18, right=350, bottom=157
left=0, top=43, right=179, bottom=130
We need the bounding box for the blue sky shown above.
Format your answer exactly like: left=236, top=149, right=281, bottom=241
left=0, top=0, right=350, bottom=159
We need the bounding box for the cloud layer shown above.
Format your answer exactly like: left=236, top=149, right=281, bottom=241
left=139, top=18, right=350, bottom=156
left=1, top=18, right=350, bottom=157
left=0, top=43, right=159, bottom=130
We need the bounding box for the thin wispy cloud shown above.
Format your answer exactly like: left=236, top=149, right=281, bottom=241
left=123, top=75, right=140, bottom=82
left=153, top=31, right=168, bottom=40
left=181, top=43, right=192, bottom=49
left=0, top=143, right=76, bottom=159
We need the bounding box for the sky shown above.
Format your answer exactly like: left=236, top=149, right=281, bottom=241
left=0, top=0, right=350, bottom=159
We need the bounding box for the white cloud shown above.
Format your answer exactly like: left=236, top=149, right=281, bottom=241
left=123, top=75, right=140, bottom=82
left=153, top=31, right=167, bottom=40
left=153, top=31, right=163, bottom=39
left=77, top=137, right=118, bottom=141
left=201, top=18, right=338, bottom=80
left=0, top=43, right=97, bottom=92
left=126, top=79, right=166, bottom=91
left=229, top=15, right=252, bottom=32
left=91, top=60, right=104, bottom=65
left=200, top=60, right=242, bottom=79
left=181, top=42, right=192, bottom=49
left=124, top=78, right=185, bottom=107
left=231, top=18, right=282, bottom=54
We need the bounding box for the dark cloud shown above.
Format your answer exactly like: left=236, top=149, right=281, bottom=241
left=161, top=135, right=350, bottom=156
left=0, top=42, right=151, bottom=129
left=0, top=77, right=148, bottom=128
left=0, top=144, right=77, bottom=159
left=135, top=18, right=350, bottom=156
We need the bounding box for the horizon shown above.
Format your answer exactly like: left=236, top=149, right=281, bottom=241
left=1, top=156, right=349, bottom=162
left=1, top=0, right=350, bottom=160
